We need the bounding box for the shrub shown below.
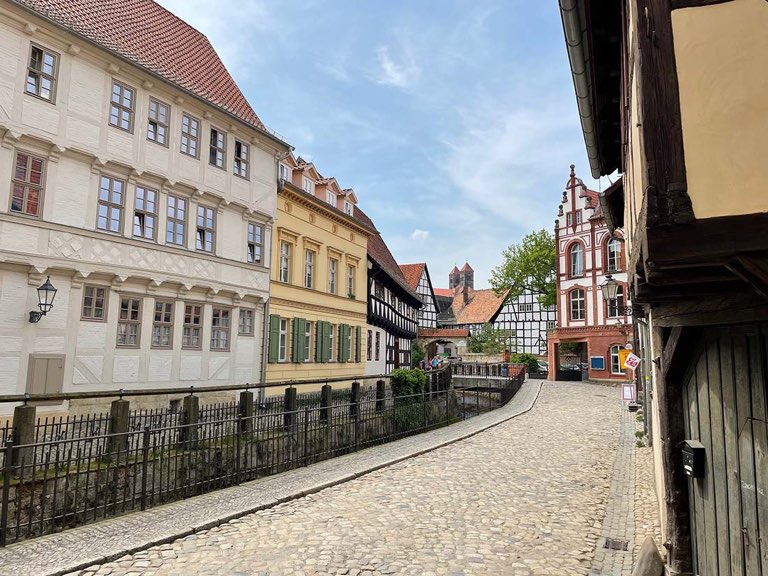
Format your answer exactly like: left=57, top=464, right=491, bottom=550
left=510, top=353, right=540, bottom=374
left=390, top=368, right=426, bottom=398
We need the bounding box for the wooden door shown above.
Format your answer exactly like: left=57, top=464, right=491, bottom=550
left=682, top=324, right=768, bottom=576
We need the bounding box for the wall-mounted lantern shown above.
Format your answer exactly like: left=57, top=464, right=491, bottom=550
left=600, top=274, right=643, bottom=318
left=29, top=276, right=57, bottom=323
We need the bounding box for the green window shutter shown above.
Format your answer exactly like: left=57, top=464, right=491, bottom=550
left=323, top=322, right=331, bottom=363
left=268, top=314, right=280, bottom=363
left=291, top=318, right=299, bottom=362
left=342, top=324, right=350, bottom=363
left=355, top=326, right=361, bottom=363
left=298, top=318, right=307, bottom=363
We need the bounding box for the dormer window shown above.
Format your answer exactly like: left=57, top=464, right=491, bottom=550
left=303, top=177, right=314, bottom=194
left=326, top=191, right=336, bottom=207
left=279, top=163, right=291, bottom=181
left=344, top=201, right=353, bottom=216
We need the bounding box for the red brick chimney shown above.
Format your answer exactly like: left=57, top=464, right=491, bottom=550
left=462, top=283, right=470, bottom=305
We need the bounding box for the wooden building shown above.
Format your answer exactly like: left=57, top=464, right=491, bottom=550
left=561, top=0, right=768, bottom=573
left=494, top=287, right=556, bottom=356
left=399, top=263, right=439, bottom=329
left=356, top=209, right=421, bottom=374
left=547, top=166, right=632, bottom=382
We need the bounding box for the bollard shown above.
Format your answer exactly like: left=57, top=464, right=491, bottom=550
left=108, top=399, right=130, bottom=457
left=180, top=394, right=199, bottom=448
left=239, top=390, right=254, bottom=436
left=376, top=380, right=386, bottom=413
left=11, top=404, right=36, bottom=468
left=320, top=384, right=332, bottom=423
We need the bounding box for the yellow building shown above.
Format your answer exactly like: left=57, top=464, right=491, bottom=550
left=266, top=154, right=374, bottom=385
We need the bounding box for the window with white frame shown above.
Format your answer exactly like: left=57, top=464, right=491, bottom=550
left=151, top=301, right=173, bottom=348
left=575, top=210, right=583, bottom=224
left=328, top=258, right=338, bottom=294
left=182, top=304, right=203, bottom=348
left=117, top=297, right=141, bottom=347
left=611, top=345, right=625, bottom=374
left=329, top=324, right=335, bottom=362
left=607, top=238, right=622, bottom=272
left=26, top=45, right=58, bottom=102
left=279, top=241, right=291, bottom=283
left=196, top=205, right=215, bottom=252
left=239, top=309, right=254, bottom=335
left=109, top=81, right=135, bottom=132
left=347, top=265, right=355, bottom=296
left=303, top=177, right=314, bottom=194
left=279, top=163, right=291, bottom=181
left=97, top=175, right=124, bottom=233
left=166, top=195, right=186, bottom=245
left=344, top=201, right=353, bottom=216
left=278, top=318, right=288, bottom=362
left=133, top=186, right=157, bottom=240
left=569, top=243, right=584, bottom=278
left=180, top=114, right=200, bottom=158
left=566, top=212, right=573, bottom=227
left=147, top=98, right=170, bottom=146
left=547, top=320, right=556, bottom=329
left=247, top=222, right=263, bottom=264
left=304, top=321, right=312, bottom=362
left=326, top=191, right=336, bottom=206
left=209, top=128, right=226, bottom=168
left=570, top=289, right=585, bottom=321
left=304, top=250, right=315, bottom=289
left=10, top=151, right=45, bottom=217
left=210, top=307, right=230, bottom=350
left=233, top=140, right=249, bottom=179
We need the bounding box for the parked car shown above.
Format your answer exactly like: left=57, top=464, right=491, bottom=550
left=537, top=361, right=549, bottom=373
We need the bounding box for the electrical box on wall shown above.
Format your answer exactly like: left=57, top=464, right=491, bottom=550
left=682, top=440, right=705, bottom=478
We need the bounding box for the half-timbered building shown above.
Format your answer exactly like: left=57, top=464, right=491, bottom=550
left=546, top=166, right=632, bottom=383
left=494, top=287, right=557, bottom=356
left=561, top=1, right=768, bottom=572
left=399, top=263, right=439, bottom=329
left=355, top=209, right=420, bottom=374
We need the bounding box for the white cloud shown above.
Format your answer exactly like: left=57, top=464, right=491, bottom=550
left=410, top=229, right=430, bottom=241
left=374, top=45, right=419, bottom=88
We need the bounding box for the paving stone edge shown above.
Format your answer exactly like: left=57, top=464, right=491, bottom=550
left=34, top=381, right=544, bottom=576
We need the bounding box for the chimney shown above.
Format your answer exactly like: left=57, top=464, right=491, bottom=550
left=462, top=283, right=469, bottom=305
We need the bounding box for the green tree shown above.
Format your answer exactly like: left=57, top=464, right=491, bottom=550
left=490, top=229, right=556, bottom=307
left=411, top=340, right=425, bottom=365
left=467, top=324, right=512, bottom=354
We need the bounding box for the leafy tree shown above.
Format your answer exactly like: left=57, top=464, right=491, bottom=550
left=468, top=324, right=511, bottom=354
left=490, top=229, right=556, bottom=307
left=411, top=340, right=425, bottom=366
left=510, top=352, right=540, bottom=374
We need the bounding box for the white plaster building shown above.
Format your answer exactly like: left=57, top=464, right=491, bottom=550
left=0, top=0, right=290, bottom=411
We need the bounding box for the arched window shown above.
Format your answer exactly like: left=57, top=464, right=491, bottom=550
left=569, top=243, right=584, bottom=278
left=610, top=345, right=625, bottom=374
left=607, top=285, right=625, bottom=318
left=569, top=288, right=585, bottom=320
left=607, top=238, right=622, bottom=272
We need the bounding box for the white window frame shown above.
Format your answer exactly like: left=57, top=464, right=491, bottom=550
left=304, top=321, right=312, bottom=363
left=611, top=345, right=625, bottom=374
left=279, top=163, right=291, bottom=181
left=304, top=249, right=314, bottom=289
left=247, top=222, right=264, bottom=264
left=344, top=201, right=353, bottom=216
left=133, top=186, right=158, bottom=241
left=303, top=177, right=314, bottom=194
left=278, top=318, right=288, bottom=362
left=328, top=258, right=338, bottom=294
left=239, top=309, right=254, bottom=335
left=279, top=241, right=291, bottom=283
left=570, top=289, right=585, bottom=321
left=570, top=243, right=584, bottom=278
left=326, top=191, right=336, bottom=206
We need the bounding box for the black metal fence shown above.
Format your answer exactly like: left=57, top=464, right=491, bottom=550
left=451, top=363, right=527, bottom=419
left=0, top=365, right=524, bottom=546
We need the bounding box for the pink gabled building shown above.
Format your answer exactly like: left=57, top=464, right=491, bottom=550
left=547, top=165, right=632, bottom=383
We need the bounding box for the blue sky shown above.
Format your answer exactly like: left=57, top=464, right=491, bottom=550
left=158, top=0, right=606, bottom=288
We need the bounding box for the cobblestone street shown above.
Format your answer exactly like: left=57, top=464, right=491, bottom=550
left=51, top=382, right=660, bottom=576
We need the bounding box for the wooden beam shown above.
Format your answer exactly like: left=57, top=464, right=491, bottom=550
left=652, top=325, right=693, bottom=573
left=635, top=0, right=694, bottom=228
left=726, top=256, right=768, bottom=300
left=652, top=292, right=768, bottom=327
left=635, top=279, right=745, bottom=303
left=671, top=0, right=735, bottom=8
left=647, top=215, right=768, bottom=269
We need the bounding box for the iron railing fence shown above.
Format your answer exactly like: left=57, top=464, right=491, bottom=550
left=0, top=365, right=524, bottom=546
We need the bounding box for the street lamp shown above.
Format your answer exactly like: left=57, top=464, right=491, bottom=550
left=29, top=276, right=58, bottom=323
left=600, top=274, right=643, bottom=318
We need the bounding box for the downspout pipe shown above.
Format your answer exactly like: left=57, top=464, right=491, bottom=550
left=560, top=0, right=602, bottom=179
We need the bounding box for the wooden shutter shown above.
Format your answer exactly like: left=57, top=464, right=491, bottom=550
left=340, top=324, right=349, bottom=363
left=27, top=354, right=65, bottom=396
left=355, top=326, right=361, bottom=363
left=268, top=314, right=280, bottom=362
left=298, top=318, right=307, bottom=363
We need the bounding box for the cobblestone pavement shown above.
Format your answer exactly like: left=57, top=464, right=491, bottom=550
left=58, top=382, right=657, bottom=576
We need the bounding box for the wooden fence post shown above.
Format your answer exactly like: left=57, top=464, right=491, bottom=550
left=11, top=404, right=35, bottom=467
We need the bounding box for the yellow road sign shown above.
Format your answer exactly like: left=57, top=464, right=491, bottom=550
left=619, top=349, right=631, bottom=369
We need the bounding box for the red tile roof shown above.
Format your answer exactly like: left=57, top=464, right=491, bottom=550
left=451, top=288, right=508, bottom=325
left=418, top=328, right=470, bottom=339
left=354, top=207, right=420, bottom=303
left=15, top=0, right=265, bottom=131
left=460, top=262, right=474, bottom=272
left=433, top=288, right=453, bottom=297
left=399, top=263, right=426, bottom=291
